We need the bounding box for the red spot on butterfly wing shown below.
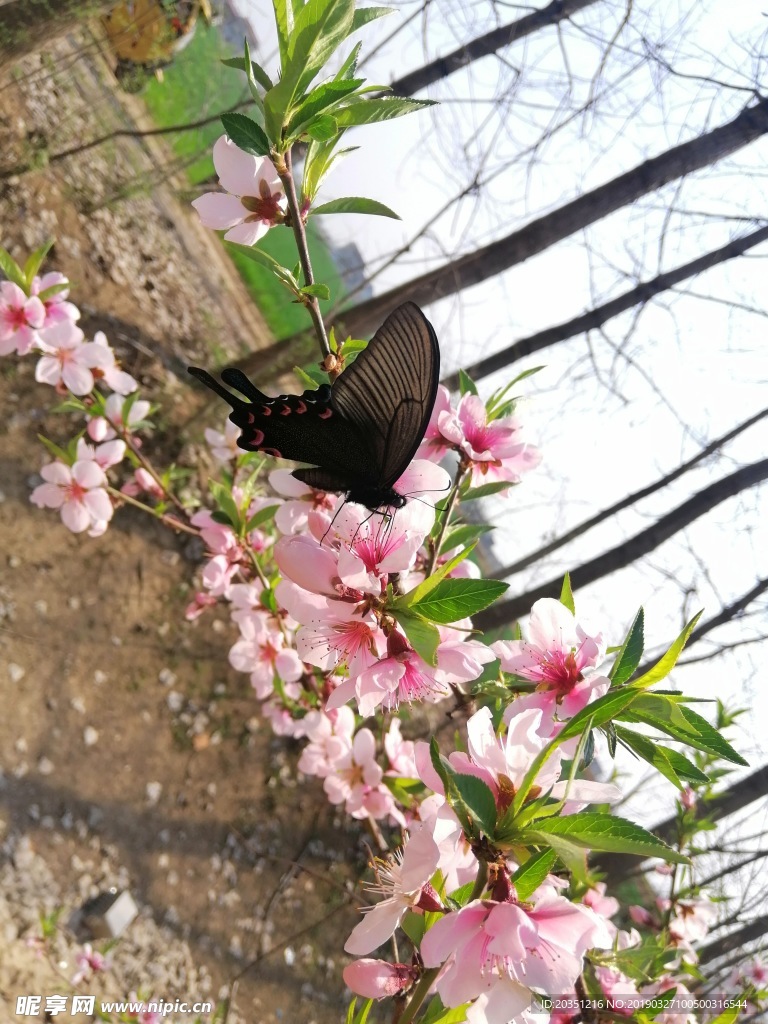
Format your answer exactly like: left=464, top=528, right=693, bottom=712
left=318, top=408, right=333, bottom=419
left=262, top=447, right=282, bottom=458
left=280, top=404, right=292, bottom=416
left=295, top=401, right=307, bottom=414
left=261, top=405, right=272, bottom=416
left=250, top=429, right=265, bottom=446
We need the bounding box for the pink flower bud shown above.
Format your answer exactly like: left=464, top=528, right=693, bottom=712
left=343, top=959, right=416, bottom=999
left=629, top=905, right=654, bottom=927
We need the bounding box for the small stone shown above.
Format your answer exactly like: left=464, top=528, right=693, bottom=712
left=146, top=781, right=162, bottom=806
left=70, top=696, right=86, bottom=714
left=83, top=726, right=99, bottom=747
left=68, top=596, right=81, bottom=610
left=93, top=670, right=107, bottom=685
left=192, top=733, right=210, bottom=752
left=15, top=737, right=27, bottom=754
left=82, top=890, right=138, bottom=939
left=8, top=555, right=21, bottom=569
left=166, top=691, right=184, bottom=713
left=158, top=668, right=177, bottom=687
left=34, top=600, right=47, bottom=616
left=111, top=635, right=122, bottom=647
left=8, top=663, right=25, bottom=683
left=37, top=756, right=54, bottom=776
left=284, top=946, right=295, bottom=966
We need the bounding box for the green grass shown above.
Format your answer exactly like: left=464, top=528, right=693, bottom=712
left=140, top=23, right=344, bottom=338
left=142, top=22, right=247, bottom=184
left=229, top=223, right=345, bottom=339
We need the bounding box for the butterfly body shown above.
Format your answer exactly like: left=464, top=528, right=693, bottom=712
left=189, top=302, right=440, bottom=512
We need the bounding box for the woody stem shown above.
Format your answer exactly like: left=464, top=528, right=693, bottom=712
left=277, top=147, right=331, bottom=361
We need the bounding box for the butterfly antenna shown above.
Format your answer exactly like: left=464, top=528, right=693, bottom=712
left=320, top=497, right=348, bottom=547
left=220, top=368, right=270, bottom=404
left=188, top=367, right=244, bottom=409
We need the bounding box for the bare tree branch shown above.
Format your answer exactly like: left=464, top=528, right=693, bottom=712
left=474, top=458, right=768, bottom=631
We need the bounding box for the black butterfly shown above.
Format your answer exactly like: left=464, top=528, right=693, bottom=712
left=188, top=302, right=440, bottom=512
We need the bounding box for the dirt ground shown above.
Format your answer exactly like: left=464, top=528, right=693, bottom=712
left=0, top=32, right=369, bottom=1024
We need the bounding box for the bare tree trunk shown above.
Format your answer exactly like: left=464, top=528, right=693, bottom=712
left=597, top=765, right=768, bottom=884
left=389, top=0, right=600, bottom=96
left=0, top=0, right=114, bottom=69
left=498, top=408, right=768, bottom=575
left=699, top=914, right=768, bottom=965
left=441, top=225, right=768, bottom=389
left=240, top=95, right=768, bottom=377
left=473, top=457, right=768, bottom=632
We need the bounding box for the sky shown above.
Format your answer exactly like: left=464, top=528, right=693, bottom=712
left=220, top=0, right=768, bottom=825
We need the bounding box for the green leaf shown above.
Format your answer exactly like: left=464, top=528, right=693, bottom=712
left=613, top=726, right=710, bottom=789
left=557, top=686, right=641, bottom=741
left=559, top=571, right=575, bottom=614
left=292, top=365, right=323, bottom=389
left=310, top=196, right=400, bottom=219
left=37, top=434, right=71, bottom=464
left=405, top=577, right=508, bottom=624
left=334, top=96, right=435, bottom=128
left=419, top=996, right=472, bottom=1024
left=461, top=480, right=512, bottom=500
left=271, top=0, right=294, bottom=65
left=438, top=522, right=493, bottom=556
left=485, top=366, right=544, bottom=420
left=0, top=246, right=27, bottom=291
left=525, top=813, right=690, bottom=863
left=304, top=113, right=340, bottom=141
left=209, top=480, right=241, bottom=532
left=265, top=0, right=356, bottom=136
left=391, top=609, right=440, bottom=666
left=36, top=281, right=69, bottom=301
left=245, top=504, right=280, bottom=532
left=458, top=368, right=478, bottom=396
left=301, top=283, right=331, bottom=300
left=226, top=243, right=301, bottom=295
left=335, top=41, right=362, bottom=80
left=220, top=112, right=270, bottom=156
left=539, top=831, right=589, bottom=883
left=452, top=774, right=497, bottom=837
left=221, top=55, right=274, bottom=91
left=395, top=545, right=475, bottom=609
left=624, top=695, right=748, bottom=765
left=23, top=238, right=54, bottom=288
left=630, top=610, right=703, bottom=689
left=400, top=909, right=426, bottom=947
left=510, top=849, right=557, bottom=901
left=609, top=607, right=645, bottom=686
left=286, top=78, right=363, bottom=136
left=706, top=1008, right=740, bottom=1024
left=350, top=6, right=393, bottom=32
left=429, top=739, right=474, bottom=838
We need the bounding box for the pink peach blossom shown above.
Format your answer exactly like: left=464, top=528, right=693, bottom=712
left=89, top=331, right=138, bottom=395
left=87, top=392, right=151, bottom=442
left=192, top=136, right=286, bottom=245
left=0, top=281, right=45, bottom=355
left=31, top=459, right=113, bottom=534
left=35, top=321, right=112, bottom=396
left=31, top=271, right=80, bottom=327
left=438, top=391, right=540, bottom=488
left=345, top=833, right=442, bottom=955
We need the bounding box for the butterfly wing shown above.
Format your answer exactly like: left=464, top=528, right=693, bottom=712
left=330, top=302, right=440, bottom=489
left=187, top=367, right=374, bottom=482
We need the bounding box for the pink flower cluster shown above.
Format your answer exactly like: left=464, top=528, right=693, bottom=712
left=419, top=384, right=541, bottom=490
left=0, top=264, right=147, bottom=536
